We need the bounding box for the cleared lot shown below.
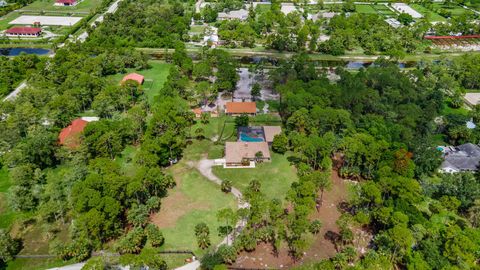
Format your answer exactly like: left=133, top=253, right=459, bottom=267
left=9, top=15, right=82, bottom=26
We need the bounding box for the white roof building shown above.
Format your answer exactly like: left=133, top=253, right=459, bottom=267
left=385, top=18, right=402, bottom=28
left=0, top=0, right=7, bottom=7
left=218, top=9, right=249, bottom=21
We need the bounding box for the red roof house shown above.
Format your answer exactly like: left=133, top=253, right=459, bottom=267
left=55, top=0, right=77, bottom=6
left=121, top=73, right=144, bottom=85
left=6, top=27, right=42, bottom=37
left=58, top=118, right=88, bottom=148
left=225, top=102, right=257, bottom=115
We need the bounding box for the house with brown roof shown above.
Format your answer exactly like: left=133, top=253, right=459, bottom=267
left=225, top=142, right=271, bottom=167
left=225, top=102, right=256, bottom=116
left=121, top=73, right=144, bottom=85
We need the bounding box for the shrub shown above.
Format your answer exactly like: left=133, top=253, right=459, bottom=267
left=145, top=224, right=165, bottom=247
left=116, top=228, right=146, bottom=254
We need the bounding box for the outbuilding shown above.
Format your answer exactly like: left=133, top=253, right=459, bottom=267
left=5, top=27, right=42, bottom=37
left=54, top=0, right=78, bottom=6
left=121, top=73, right=144, bottom=85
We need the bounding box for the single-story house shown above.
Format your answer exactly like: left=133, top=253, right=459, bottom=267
left=192, top=108, right=203, bottom=118
left=439, top=143, right=480, bottom=173
left=58, top=117, right=98, bottom=148
left=54, top=0, right=78, bottom=6
left=0, top=0, right=8, bottom=8
left=5, top=27, right=42, bottom=37
left=225, top=142, right=271, bottom=167
left=225, top=102, right=256, bottom=116
left=218, top=9, right=249, bottom=21
left=263, top=126, right=282, bottom=144
left=121, top=73, right=144, bottom=85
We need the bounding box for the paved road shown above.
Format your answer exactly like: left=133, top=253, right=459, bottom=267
left=76, top=0, right=122, bottom=42
left=5, top=0, right=123, bottom=101
left=3, top=81, right=27, bottom=101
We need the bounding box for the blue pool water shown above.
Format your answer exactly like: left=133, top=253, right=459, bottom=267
left=0, top=48, right=51, bottom=56
left=240, top=132, right=264, bottom=142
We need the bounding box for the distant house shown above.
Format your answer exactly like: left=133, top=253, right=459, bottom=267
left=58, top=117, right=98, bottom=148
left=225, top=102, right=256, bottom=116
left=5, top=27, right=42, bottom=37
left=121, top=73, right=144, bottom=85
left=385, top=18, right=402, bottom=28
left=218, top=9, right=249, bottom=21
left=225, top=142, right=271, bottom=167
left=0, top=0, right=8, bottom=7
left=192, top=108, right=203, bottom=118
left=54, top=0, right=78, bottom=6
left=439, top=143, right=480, bottom=173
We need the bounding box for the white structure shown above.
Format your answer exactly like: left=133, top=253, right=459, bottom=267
left=9, top=15, right=83, bottom=26
left=81, top=116, right=100, bottom=122
left=385, top=18, right=402, bottom=28
left=217, top=9, right=249, bottom=21
left=0, top=0, right=7, bottom=7
left=391, top=3, right=423, bottom=18
left=464, top=93, right=480, bottom=106
left=281, top=3, right=302, bottom=15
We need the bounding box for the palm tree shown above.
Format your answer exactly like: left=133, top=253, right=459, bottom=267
left=194, top=223, right=211, bottom=249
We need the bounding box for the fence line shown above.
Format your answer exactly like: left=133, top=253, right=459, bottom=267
left=15, top=250, right=196, bottom=259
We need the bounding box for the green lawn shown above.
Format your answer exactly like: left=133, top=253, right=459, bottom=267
left=355, top=4, right=377, bottom=14
left=19, top=0, right=103, bottom=14
left=191, top=116, right=231, bottom=141
left=115, top=145, right=140, bottom=177
left=0, top=166, right=14, bottom=229
left=0, top=11, right=21, bottom=31
left=431, top=3, right=470, bottom=16
left=6, top=258, right=70, bottom=270
left=110, top=61, right=171, bottom=105
left=410, top=4, right=446, bottom=22
left=154, top=142, right=237, bottom=255
left=212, top=153, right=298, bottom=201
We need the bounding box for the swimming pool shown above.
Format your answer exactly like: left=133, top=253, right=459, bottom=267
left=240, top=132, right=264, bottom=142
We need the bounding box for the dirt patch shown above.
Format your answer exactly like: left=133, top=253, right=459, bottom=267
left=233, top=170, right=352, bottom=268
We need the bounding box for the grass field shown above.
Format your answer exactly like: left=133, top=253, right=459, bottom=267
left=0, top=166, right=15, bottom=229
left=411, top=4, right=446, bottom=22
left=431, top=3, right=470, bottom=16
left=111, top=61, right=171, bottom=105
left=212, top=153, right=298, bottom=201
left=355, top=4, right=377, bottom=14
left=151, top=141, right=237, bottom=256
left=19, top=0, right=103, bottom=14
left=0, top=11, right=21, bottom=30
left=6, top=258, right=70, bottom=270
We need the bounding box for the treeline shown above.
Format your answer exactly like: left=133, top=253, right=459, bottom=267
left=0, top=29, right=194, bottom=269
left=87, top=0, right=191, bottom=48
left=266, top=55, right=479, bottom=269
left=0, top=54, right=42, bottom=98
